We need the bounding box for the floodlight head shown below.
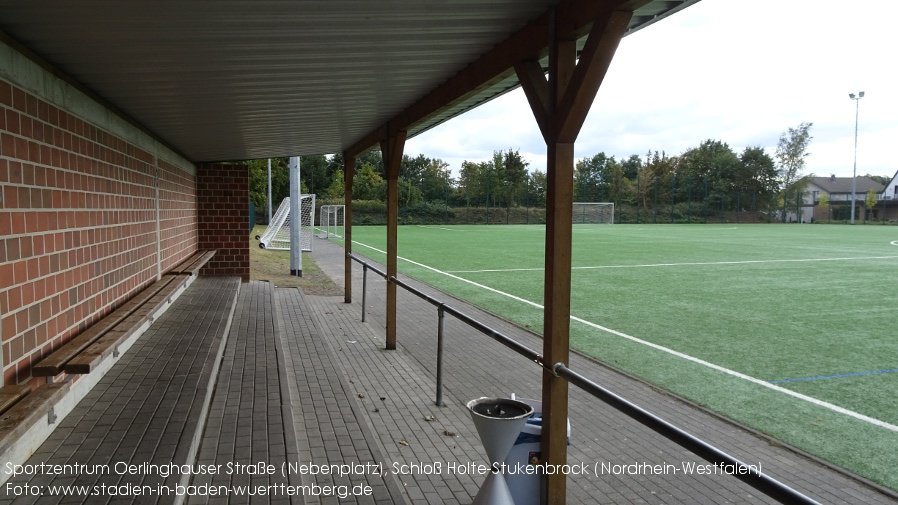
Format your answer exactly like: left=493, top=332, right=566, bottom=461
left=849, top=93, right=856, bottom=99
left=859, top=91, right=865, bottom=98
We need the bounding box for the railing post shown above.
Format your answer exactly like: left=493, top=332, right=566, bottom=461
left=436, top=305, right=445, bottom=406
left=361, top=264, right=368, bottom=323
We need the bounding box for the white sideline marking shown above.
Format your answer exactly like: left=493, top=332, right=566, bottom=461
left=353, top=240, right=898, bottom=433
left=447, top=255, right=898, bottom=274
left=891, top=240, right=898, bottom=246
left=416, top=225, right=465, bottom=231
left=353, top=241, right=541, bottom=309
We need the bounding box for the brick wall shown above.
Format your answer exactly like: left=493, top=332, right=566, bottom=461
left=196, top=163, right=250, bottom=282
left=159, top=158, right=198, bottom=272
left=0, top=78, right=197, bottom=387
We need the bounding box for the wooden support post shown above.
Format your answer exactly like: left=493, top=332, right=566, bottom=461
left=516, top=9, right=631, bottom=505
left=543, top=20, right=576, bottom=504
left=543, top=140, right=575, bottom=505
left=381, top=131, right=406, bottom=350
left=344, top=155, right=356, bottom=304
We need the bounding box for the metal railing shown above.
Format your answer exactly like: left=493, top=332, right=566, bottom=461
left=346, top=252, right=821, bottom=505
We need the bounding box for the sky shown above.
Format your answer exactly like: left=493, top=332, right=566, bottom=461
left=405, top=0, right=898, bottom=180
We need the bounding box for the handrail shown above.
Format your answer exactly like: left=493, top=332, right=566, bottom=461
left=349, top=253, right=545, bottom=365
left=553, top=363, right=820, bottom=505
left=350, top=254, right=387, bottom=279
left=346, top=251, right=821, bottom=505
left=390, top=275, right=545, bottom=366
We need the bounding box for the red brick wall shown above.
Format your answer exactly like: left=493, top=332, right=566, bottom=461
left=159, top=158, right=198, bottom=272
left=196, top=163, right=249, bottom=282
left=0, top=79, right=197, bottom=386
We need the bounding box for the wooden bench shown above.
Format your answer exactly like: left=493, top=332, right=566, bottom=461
left=32, top=276, right=179, bottom=377
left=0, top=250, right=217, bottom=483
left=33, top=249, right=217, bottom=377
left=61, top=250, right=215, bottom=374
left=169, top=249, right=216, bottom=276
left=64, top=274, right=189, bottom=374
left=0, top=382, right=70, bottom=455
left=0, top=385, right=30, bottom=416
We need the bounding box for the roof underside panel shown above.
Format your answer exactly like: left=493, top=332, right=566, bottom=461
left=0, top=0, right=698, bottom=162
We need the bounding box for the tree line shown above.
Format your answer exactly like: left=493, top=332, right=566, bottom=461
left=247, top=122, right=888, bottom=223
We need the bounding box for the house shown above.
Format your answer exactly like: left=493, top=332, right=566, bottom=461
left=799, top=175, right=886, bottom=222
left=881, top=170, right=898, bottom=201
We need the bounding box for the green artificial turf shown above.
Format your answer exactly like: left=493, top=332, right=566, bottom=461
left=347, top=223, right=898, bottom=489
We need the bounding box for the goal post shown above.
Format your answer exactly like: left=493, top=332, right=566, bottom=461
left=257, top=194, right=316, bottom=251
left=572, top=202, right=614, bottom=224
left=317, top=205, right=345, bottom=240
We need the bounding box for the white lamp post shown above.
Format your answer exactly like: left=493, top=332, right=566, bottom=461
left=849, top=91, right=864, bottom=224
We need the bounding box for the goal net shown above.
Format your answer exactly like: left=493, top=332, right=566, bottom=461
left=317, top=205, right=345, bottom=239
left=256, top=195, right=316, bottom=251
left=572, top=202, right=614, bottom=224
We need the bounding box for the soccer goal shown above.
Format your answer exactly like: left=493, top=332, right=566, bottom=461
left=317, top=205, right=345, bottom=239
left=572, top=202, right=614, bottom=224
left=256, top=194, right=316, bottom=251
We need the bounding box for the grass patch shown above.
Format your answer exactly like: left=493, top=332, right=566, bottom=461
left=250, top=225, right=342, bottom=295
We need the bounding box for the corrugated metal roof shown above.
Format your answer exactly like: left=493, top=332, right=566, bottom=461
left=0, top=0, right=698, bottom=162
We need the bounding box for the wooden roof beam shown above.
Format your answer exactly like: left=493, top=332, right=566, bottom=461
left=344, top=0, right=652, bottom=157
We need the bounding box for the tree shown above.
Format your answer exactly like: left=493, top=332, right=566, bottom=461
left=458, top=161, right=482, bottom=206
left=638, top=150, right=676, bottom=211
left=300, top=154, right=330, bottom=198
left=677, top=139, right=740, bottom=211
left=621, top=154, right=641, bottom=180
left=738, top=146, right=778, bottom=214
left=323, top=169, right=344, bottom=200
left=421, top=158, right=451, bottom=203
left=574, top=152, right=615, bottom=202
left=775, top=122, right=813, bottom=222
left=352, top=161, right=385, bottom=201
left=527, top=170, right=547, bottom=208
left=818, top=192, right=830, bottom=222
left=356, top=150, right=384, bottom=176
left=502, top=149, right=530, bottom=207
left=863, top=174, right=890, bottom=186
left=865, top=188, right=877, bottom=222
left=488, top=151, right=505, bottom=207
left=247, top=159, right=269, bottom=208
left=246, top=157, right=310, bottom=218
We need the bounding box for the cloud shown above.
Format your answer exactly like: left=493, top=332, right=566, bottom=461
left=408, top=0, right=898, bottom=179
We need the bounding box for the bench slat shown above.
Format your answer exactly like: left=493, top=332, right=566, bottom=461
left=170, top=251, right=203, bottom=274
left=0, top=385, right=30, bottom=416
left=33, top=276, right=178, bottom=377
left=64, top=276, right=187, bottom=374
left=0, top=382, right=70, bottom=454
left=170, top=249, right=216, bottom=275
left=190, top=249, right=216, bottom=274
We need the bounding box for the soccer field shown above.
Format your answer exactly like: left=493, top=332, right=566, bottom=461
left=342, top=223, right=898, bottom=489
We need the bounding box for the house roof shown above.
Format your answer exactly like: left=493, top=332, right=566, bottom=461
left=0, top=0, right=700, bottom=163
left=808, top=176, right=885, bottom=194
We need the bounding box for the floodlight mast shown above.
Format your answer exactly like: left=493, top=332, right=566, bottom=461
left=849, top=91, right=864, bottom=224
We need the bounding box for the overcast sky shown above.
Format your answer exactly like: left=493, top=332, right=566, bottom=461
left=405, top=0, right=898, bottom=180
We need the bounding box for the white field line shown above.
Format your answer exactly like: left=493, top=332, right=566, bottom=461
left=446, top=255, right=898, bottom=274
left=352, top=240, right=898, bottom=433
left=891, top=240, right=898, bottom=246
left=416, top=225, right=465, bottom=231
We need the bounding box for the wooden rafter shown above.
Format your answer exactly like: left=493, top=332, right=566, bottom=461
left=555, top=10, right=632, bottom=142
left=514, top=60, right=550, bottom=140
left=344, top=0, right=652, bottom=157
